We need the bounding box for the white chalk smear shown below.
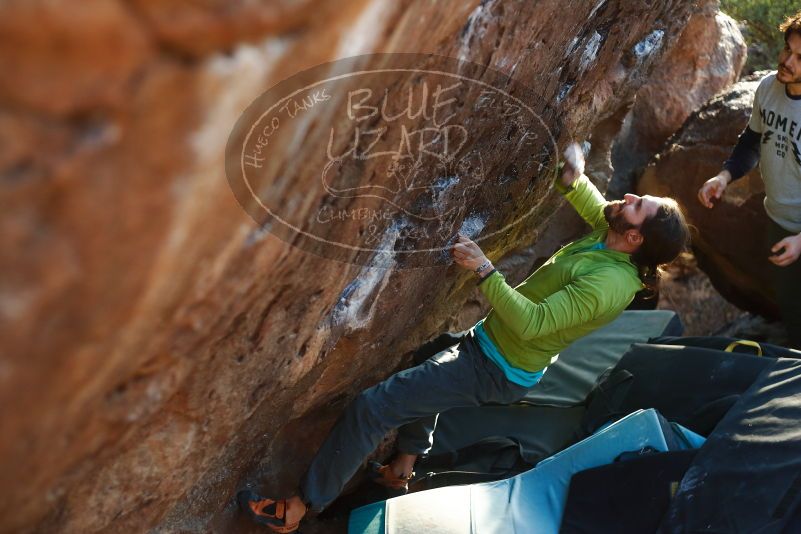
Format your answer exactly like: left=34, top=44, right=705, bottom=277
left=556, top=83, right=574, bottom=104
left=563, top=142, right=585, bottom=176
left=579, top=31, right=603, bottom=71
left=331, top=220, right=400, bottom=332
left=459, top=214, right=487, bottom=239
left=633, top=30, right=664, bottom=58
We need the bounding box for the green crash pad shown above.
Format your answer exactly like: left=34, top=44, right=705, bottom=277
left=522, top=309, right=680, bottom=407
left=429, top=310, right=680, bottom=462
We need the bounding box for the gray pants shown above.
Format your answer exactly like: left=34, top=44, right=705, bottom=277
left=767, top=218, right=801, bottom=348
left=299, top=328, right=531, bottom=511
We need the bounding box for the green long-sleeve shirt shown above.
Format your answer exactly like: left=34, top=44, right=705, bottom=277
left=478, top=173, right=643, bottom=372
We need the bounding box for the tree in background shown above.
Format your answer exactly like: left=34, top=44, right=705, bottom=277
left=721, top=0, right=798, bottom=73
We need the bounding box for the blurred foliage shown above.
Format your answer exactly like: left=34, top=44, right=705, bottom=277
left=720, top=0, right=798, bottom=73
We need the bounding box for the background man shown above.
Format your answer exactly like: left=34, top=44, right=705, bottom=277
left=698, top=10, right=801, bottom=348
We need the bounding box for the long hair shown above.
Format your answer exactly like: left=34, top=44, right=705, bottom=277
left=630, top=198, right=690, bottom=294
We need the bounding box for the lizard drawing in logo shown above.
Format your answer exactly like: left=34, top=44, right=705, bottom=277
left=320, top=123, right=485, bottom=232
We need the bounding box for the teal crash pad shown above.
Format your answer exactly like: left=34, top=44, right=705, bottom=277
left=348, top=408, right=703, bottom=534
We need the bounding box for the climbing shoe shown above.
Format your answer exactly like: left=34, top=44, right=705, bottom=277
left=237, top=490, right=302, bottom=533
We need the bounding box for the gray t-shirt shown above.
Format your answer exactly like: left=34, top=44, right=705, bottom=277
left=748, top=72, right=801, bottom=233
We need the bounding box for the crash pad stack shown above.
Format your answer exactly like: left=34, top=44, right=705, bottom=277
left=560, top=336, right=801, bottom=533
left=349, top=409, right=704, bottom=534
left=657, top=357, right=801, bottom=533
left=345, top=310, right=801, bottom=533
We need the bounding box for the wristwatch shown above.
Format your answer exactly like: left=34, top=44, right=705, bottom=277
left=474, top=260, right=491, bottom=274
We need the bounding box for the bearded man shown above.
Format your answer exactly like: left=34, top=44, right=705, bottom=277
left=698, top=11, right=801, bottom=348
left=238, top=145, right=689, bottom=533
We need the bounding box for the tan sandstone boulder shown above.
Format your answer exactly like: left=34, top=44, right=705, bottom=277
left=0, top=1, right=701, bottom=532
left=609, top=0, right=747, bottom=194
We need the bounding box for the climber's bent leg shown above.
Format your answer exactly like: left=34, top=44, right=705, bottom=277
left=299, top=332, right=529, bottom=512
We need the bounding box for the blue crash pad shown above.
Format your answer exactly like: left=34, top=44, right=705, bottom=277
left=349, top=409, right=704, bottom=534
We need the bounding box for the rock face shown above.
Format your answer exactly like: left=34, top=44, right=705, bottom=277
left=609, top=0, right=746, bottom=195
left=0, top=1, right=699, bottom=532
left=638, top=75, right=778, bottom=318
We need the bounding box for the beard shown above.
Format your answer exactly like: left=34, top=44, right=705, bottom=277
left=604, top=201, right=638, bottom=234
left=777, top=64, right=801, bottom=84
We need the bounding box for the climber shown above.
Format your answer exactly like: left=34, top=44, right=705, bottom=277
left=697, top=10, right=801, bottom=348
left=237, top=144, right=690, bottom=533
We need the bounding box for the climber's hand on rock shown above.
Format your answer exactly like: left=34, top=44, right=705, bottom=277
left=452, top=234, right=489, bottom=271
left=698, top=171, right=730, bottom=208
left=560, top=142, right=584, bottom=188
left=769, top=233, right=801, bottom=267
